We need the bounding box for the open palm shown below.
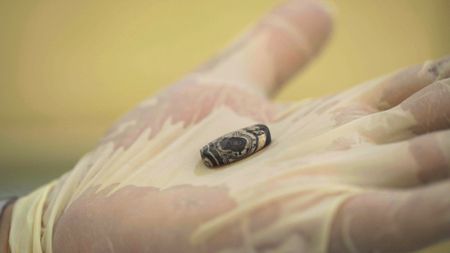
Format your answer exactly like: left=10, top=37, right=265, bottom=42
left=14, top=1, right=449, bottom=252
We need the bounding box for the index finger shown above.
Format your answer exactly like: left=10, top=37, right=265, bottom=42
left=196, top=0, right=334, bottom=97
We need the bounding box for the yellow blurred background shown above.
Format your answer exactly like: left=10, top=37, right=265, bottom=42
left=0, top=0, right=449, bottom=251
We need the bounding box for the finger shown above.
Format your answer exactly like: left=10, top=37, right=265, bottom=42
left=358, top=56, right=450, bottom=110
left=275, top=78, right=450, bottom=162
left=347, top=77, right=450, bottom=144
left=329, top=180, right=450, bottom=253
left=277, top=78, right=450, bottom=158
left=273, top=127, right=449, bottom=189
left=333, top=129, right=450, bottom=188
left=196, top=0, right=333, bottom=96
left=400, top=77, right=450, bottom=134
left=293, top=57, right=450, bottom=128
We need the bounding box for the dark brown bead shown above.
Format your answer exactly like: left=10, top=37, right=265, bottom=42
left=200, top=124, right=271, bottom=168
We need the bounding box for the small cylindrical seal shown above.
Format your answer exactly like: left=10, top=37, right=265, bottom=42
left=200, top=124, right=271, bottom=168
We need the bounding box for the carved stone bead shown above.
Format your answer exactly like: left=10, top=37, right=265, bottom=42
left=200, top=124, right=271, bottom=168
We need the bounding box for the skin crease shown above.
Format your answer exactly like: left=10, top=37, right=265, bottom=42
left=4, top=0, right=450, bottom=252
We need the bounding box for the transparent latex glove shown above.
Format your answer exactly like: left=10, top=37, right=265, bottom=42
left=8, top=0, right=450, bottom=253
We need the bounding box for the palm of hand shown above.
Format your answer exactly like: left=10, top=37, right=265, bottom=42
left=47, top=1, right=450, bottom=253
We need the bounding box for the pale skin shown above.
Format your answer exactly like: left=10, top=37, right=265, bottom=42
left=2, top=0, right=450, bottom=252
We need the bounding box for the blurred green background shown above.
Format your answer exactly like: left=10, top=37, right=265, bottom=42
left=0, top=0, right=449, bottom=248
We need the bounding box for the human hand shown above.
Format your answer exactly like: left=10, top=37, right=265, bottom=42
left=9, top=0, right=450, bottom=252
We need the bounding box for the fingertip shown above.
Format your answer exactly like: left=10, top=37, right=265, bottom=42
left=273, top=0, right=335, bottom=50
left=317, top=0, right=338, bottom=17
left=254, top=0, right=335, bottom=91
